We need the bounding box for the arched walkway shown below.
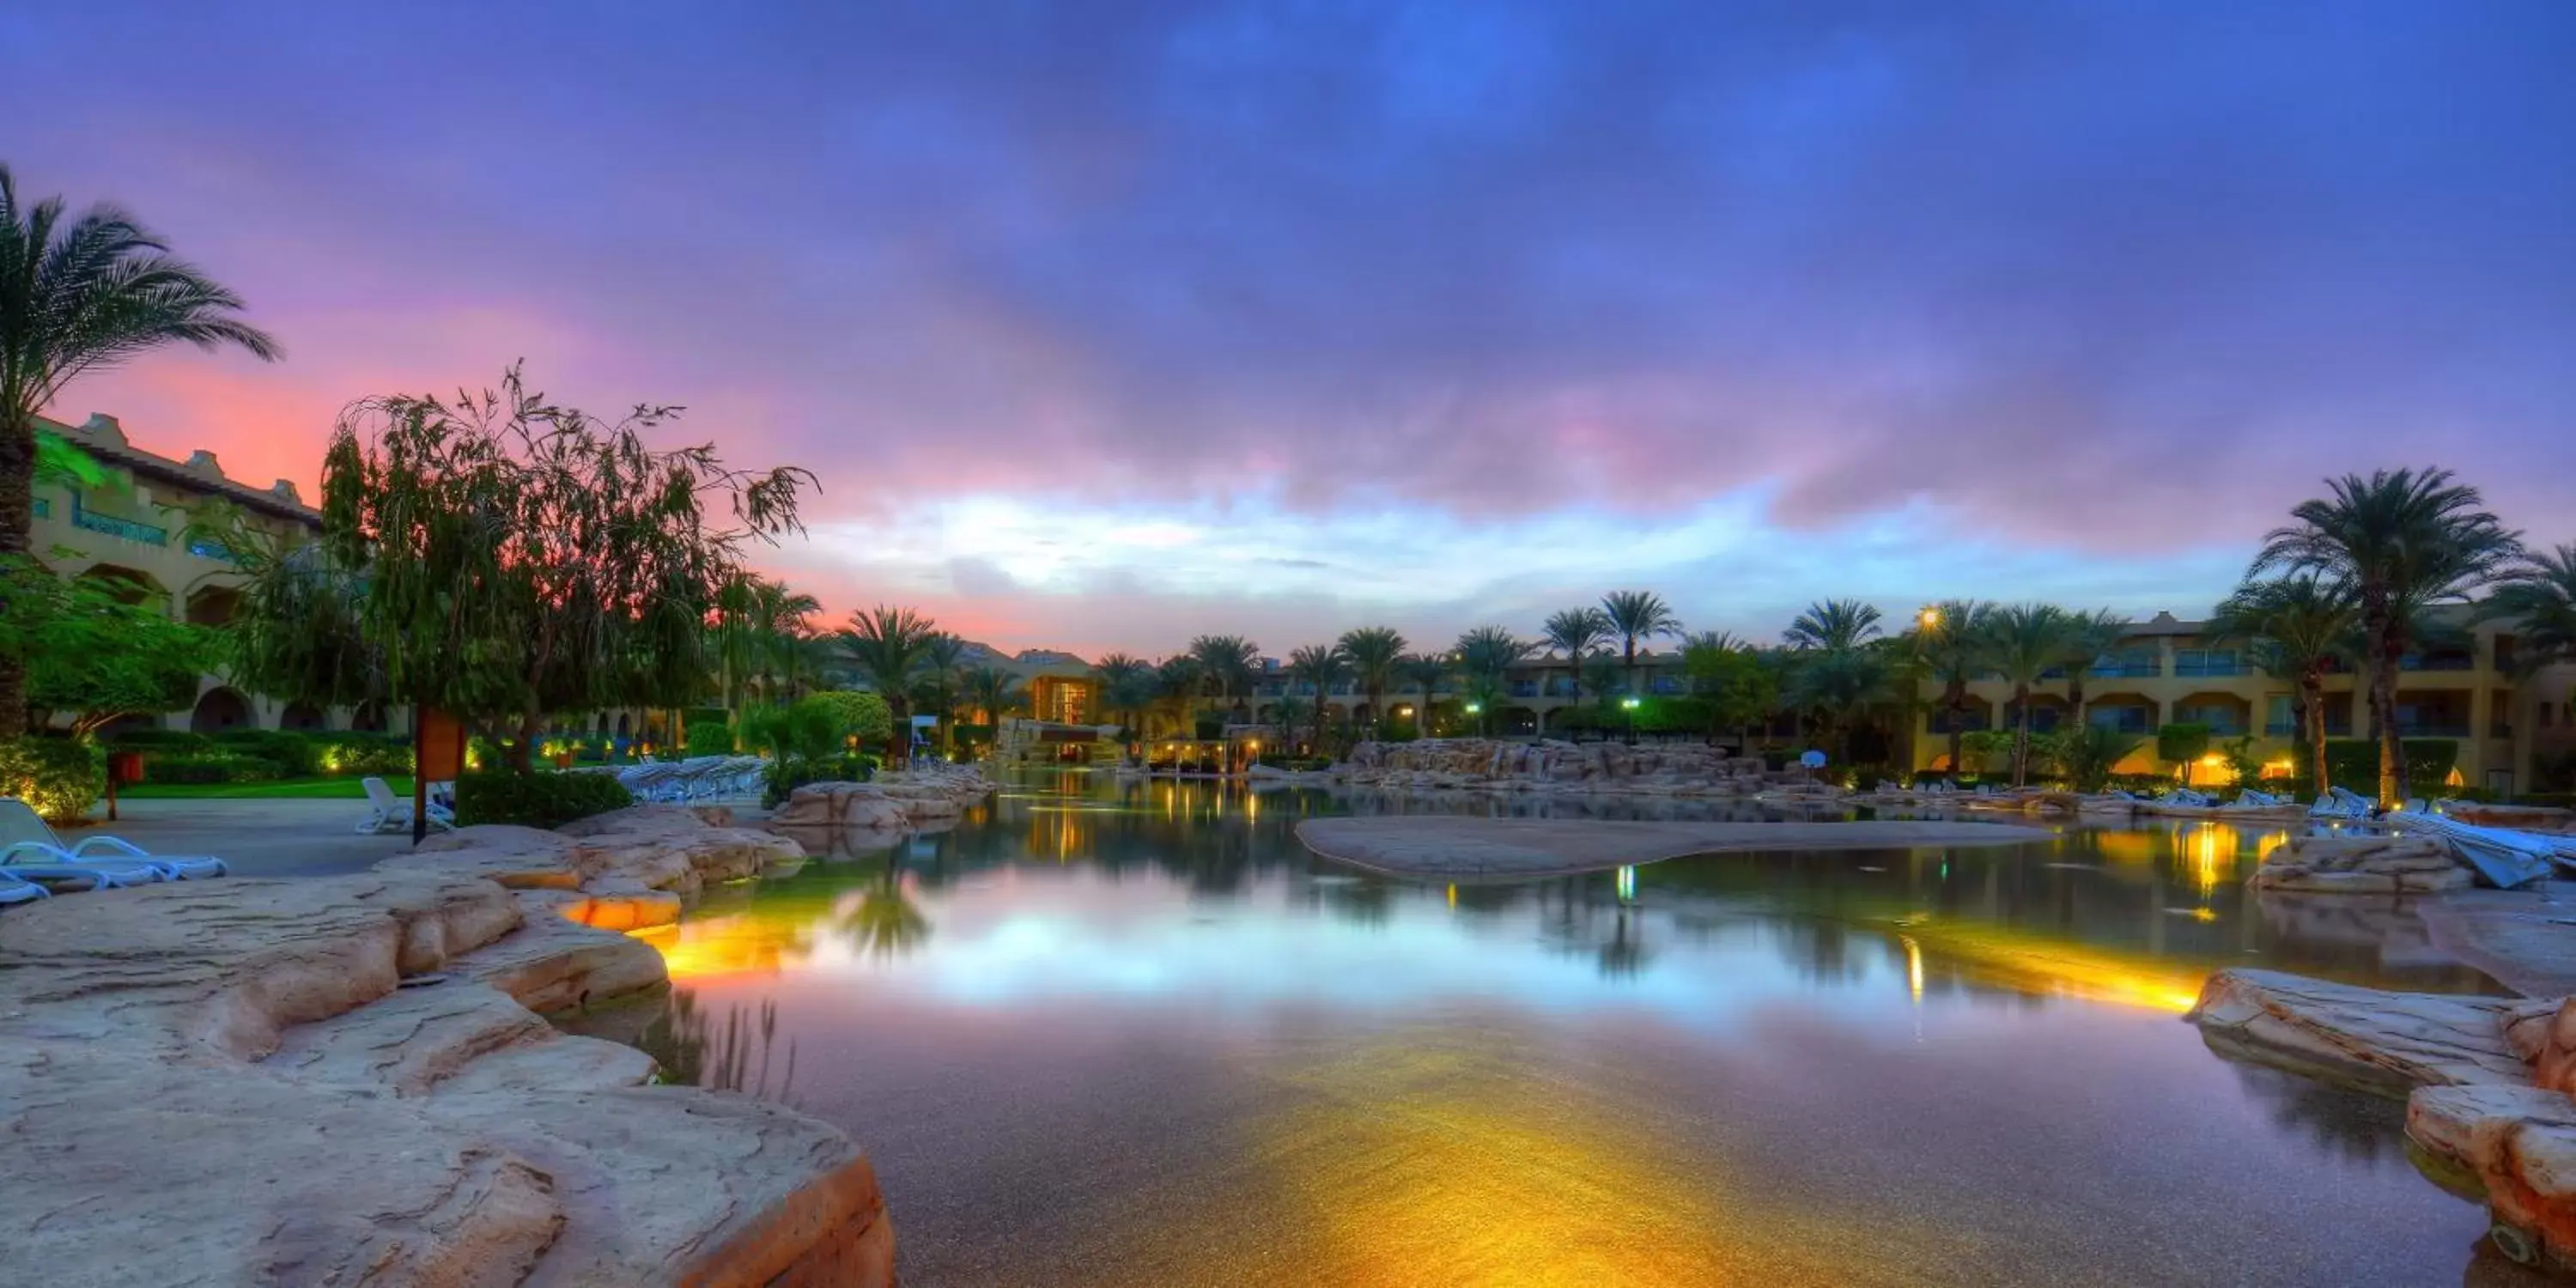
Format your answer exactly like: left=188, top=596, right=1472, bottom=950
left=280, top=702, right=328, bottom=732
left=185, top=585, right=241, bottom=627
left=191, top=687, right=254, bottom=735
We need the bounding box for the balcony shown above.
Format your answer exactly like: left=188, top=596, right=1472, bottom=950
left=2400, top=653, right=2475, bottom=673
left=2088, top=711, right=2154, bottom=735
left=2089, top=661, right=2162, bottom=678
left=186, top=538, right=240, bottom=563
left=2264, top=720, right=2296, bottom=737
left=70, top=497, right=168, bottom=547
left=2173, top=660, right=2245, bottom=677
left=1509, top=682, right=1540, bottom=699
left=2396, top=722, right=2472, bottom=738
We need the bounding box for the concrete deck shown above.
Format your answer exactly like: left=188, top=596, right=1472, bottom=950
left=1292, top=816, right=2055, bottom=880
left=64, top=799, right=417, bottom=878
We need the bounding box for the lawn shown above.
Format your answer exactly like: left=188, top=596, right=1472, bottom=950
left=117, top=775, right=417, bottom=800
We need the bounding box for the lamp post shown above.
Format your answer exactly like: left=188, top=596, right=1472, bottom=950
left=1621, top=695, right=1641, bottom=745
left=1465, top=701, right=1483, bottom=739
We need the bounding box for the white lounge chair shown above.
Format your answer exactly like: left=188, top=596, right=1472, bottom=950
left=0, top=798, right=225, bottom=880
left=358, top=777, right=454, bottom=835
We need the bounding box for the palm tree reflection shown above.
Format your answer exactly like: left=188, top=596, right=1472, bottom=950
left=835, top=854, right=932, bottom=960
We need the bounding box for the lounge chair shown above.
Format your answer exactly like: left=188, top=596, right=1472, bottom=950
left=0, top=798, right=166, bottom=890
left=0, top=798, right=225, bottom=880
left=358, top=776, right=455, bottom=835
left=0, top=869, right=52, bottom=907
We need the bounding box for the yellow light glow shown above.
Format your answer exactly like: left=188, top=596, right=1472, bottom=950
left=1901, top=934, right=1925, bottom=1005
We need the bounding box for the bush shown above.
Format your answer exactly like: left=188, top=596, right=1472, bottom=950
left=2322, top=738, right=2458, bottom=793
left=103, top=728, right=210, bottom=750
left=143, top=751, right=287, bottom=784
left=313, top=734, right=412, bottom=776
left=453, top=770, right=635, bottom=828
left=684, top=720, right=735, bottom=758
left=802, top=691, right=893, bottom=743
left=210, top=729, right=320, bottom=777
left=761, top=752, right=874, bottom=807
left=2154, top=723, right=2212, bottom=775
left=0, top=737, right=103, bottom=823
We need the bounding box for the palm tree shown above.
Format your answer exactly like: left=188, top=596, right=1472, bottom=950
left=2209, top=576, right=2357, bottom=794
left=961, top=665, right=1024, bottom=726
left=837, top=605, right=937, bottom=760
left=1783, top=646, right=1893, bottom=769
left=1398, top=653, right=1451, bottom=736
left=1286, top=643, right=1351, bottom=750
left=0, top=164, right=283, bottom=735
left=1093, top=652, right=1155, bottom=739
left=1542, top=607, right=1615, bottom=703
left=1335, top=625, right=1407, bottom=736
left=2251, top=468, right=2522, bottom=802
left=1910, top=600, right=1992, bottom=779
left=1187, top=634, right=1261, bottom=726
left=1678, top=629, right=1751, bottom=742
left=1600, top=591, right=1682, bottom=698
left=1454, top=626, right=1534, bottom=737
left=1154, top=655, right=1206, bottom=736
left=1984, top=603, right=2074, bottom=787
left=2487, top=544, right=2576, bottom=671
left=913, top=632, right=968, bottom=755
left=2053, top=609, right=2130, bottom=736
left=1785, top=598, right=1883, bottom=652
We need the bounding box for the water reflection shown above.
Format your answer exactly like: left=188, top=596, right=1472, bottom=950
left=617, top=771, right=2509, bottom=1286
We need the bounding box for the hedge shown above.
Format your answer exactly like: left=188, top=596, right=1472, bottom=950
left=2323, top=738, right=2458, bottom=792
left=104, top=728, right=210, bottom=750
left=0, top=737, right=103, bottom=823
left=454, top=771, right=635, bottom=828
left=760, top=753, right=876, bottom=808
left=683, top=721, right=735, bottom=759
left=144, top=751, right=289, bottom=784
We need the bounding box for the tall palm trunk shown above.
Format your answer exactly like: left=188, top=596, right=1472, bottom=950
left=2064, top=671, right=2089, bottom=738
left=2011, top=682, right=2034, bottom=787
left=1942, top=677, right=1967, bottom=778
left=2303, top=671, right=2330, bottom=794
left=0, top=406, right=33, bottom=737
left=2364, top=588, right=2406, bottom=802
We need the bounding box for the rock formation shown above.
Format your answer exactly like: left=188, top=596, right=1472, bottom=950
left=0, top=808, right=894, bottom=1287
left=2188, top=968, right=2576, bottom=1273
left=769, top=763, right=997, bottom=831
left=2248, top=834, right=2476, bottom=896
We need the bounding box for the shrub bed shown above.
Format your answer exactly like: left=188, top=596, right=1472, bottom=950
left=454, top=770, right=635, bottom=828
left=143, top=751, right=289, bottom=785
left=0, top=737, right=104, bottom=823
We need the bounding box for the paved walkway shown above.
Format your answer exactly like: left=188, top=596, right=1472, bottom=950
left=1293, top=816, right=2056, bottom=880
left=67, top=799, right=418, bottom=878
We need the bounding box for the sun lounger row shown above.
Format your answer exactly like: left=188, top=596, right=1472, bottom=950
left=586, top=756, right=769, bottom=803
left=0, top=796, right=227, bottom=903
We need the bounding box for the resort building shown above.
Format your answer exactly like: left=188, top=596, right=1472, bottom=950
left=29, top=412, right=403, bottom=736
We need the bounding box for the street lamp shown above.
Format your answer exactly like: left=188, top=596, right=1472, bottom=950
left=1621, top=695, right=1640, bottom=745
left=1464, top=701, right=1483, bottom=739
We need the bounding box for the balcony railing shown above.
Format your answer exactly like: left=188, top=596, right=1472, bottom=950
left=2264, top=720, right=2296, bottom=737
left=2396, top=722, right=2472, bottom=738
left=2401, top=654, right=2475, bottom=672
left=2089, top=712, right=2153, bottom=734
left=2174, top=661, right=2245, bottom=677
left=186, top=538, right=240, bottom=563
left=70, top=497, right=167, bottom=546
left=2089, top=662, right=2162, bottom=678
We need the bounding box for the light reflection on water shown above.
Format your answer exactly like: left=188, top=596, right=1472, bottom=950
left=605, top=770, right=2533, bottom=1287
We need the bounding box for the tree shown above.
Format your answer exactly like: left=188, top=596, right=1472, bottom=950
left=2210, top=576, right=2356, bottom=794
left=1983, top=603, right=2074, bottom=787
left=1397, top=653, right=1450, bottom=736
left=2486, top=544, right=2576, bottom=675
left=1286, top=643, right=1350, bottom=750
left=289, top=365, right=808, bottom=772
left=961, top=665, right=1024, bottom=727
left=1600, top=591, right=1681, bottom=698
left=1783, top=644, right=1892, bottom=769
left=1542, top=607, right=1614, bottom=704
left=1187, top=634, right=1261, bottom=725
left=1579, top=653, right=1623, bottom=708
left=1785, top=598, right=1883, bottom=652
left=1335, top=626, right=1407, bottom=735
left=1154, top=654, right=1206, bottom=736
left=713, top=574, right=820, bottom=714
left=1680, top=630, right=1771, bottom=744
left=911, top=632, right=967, bottom=755
left=2052, top=610, right=2129, bottom=736
left=2252, top=468, right=2521, bottom=802
left=1453, top=626, right=1533, bottom=738
left=1909, top=600, right=1992, bottom=778
left=2157, top=722, right=2214, bottom=787
left=802, top=690, right=893, bottom=744
left=0, top=562, right=215, bottom=736
left=1092, top=652, right=1156, bottom=741
left=0, top=163, right=282, bottom=736
left=839, top=605, right=939, bottom=759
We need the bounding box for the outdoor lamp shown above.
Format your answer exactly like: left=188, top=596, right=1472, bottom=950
left=1621, top=696, right=1640, bottom=710
left=1465, top=702, right=1482, bottom=714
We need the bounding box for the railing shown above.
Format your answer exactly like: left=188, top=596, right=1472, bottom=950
left=2395, top=722, right=2472, bottom=738
left=2089, top=714, right=2154, bottom=734
left=2401, top=654, right=2475, bottom=672
left=2173, top=661, right=2245, bottom=677
left=2264, top=720, right=2296, bottom=737
left=186, top=538, right=240, bottom=563
left=2089, top=662, right=2162, bottom=678
left=1509, top=683, right=1540, bottom=698
left=70, top=497, right=167, bottom=546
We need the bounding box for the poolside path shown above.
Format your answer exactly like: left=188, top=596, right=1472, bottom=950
left=1293, top=816, right=2055, bottom=880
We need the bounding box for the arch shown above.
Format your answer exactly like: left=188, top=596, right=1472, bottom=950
left=280, top=701, right=328, bottom=732
left=2172, top=691, right=2252, bottom=738
left=2002, top=694, right=2069, bottom=734
left=2084, top=691, right=2158, bottom=736
left=190, top=687, right=254, bottom=734
left=97, top=713, right=161, bottom=739
left=1927, top=696, right=1996, bottom=734
left=615, top=712, right=632, bottom=738
left=185, top=584, right=243, bottom=627
left=76, top=563, right=169, bottom=609
left=349, top=701, right=388, bottom=733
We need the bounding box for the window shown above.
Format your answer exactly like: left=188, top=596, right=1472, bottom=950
left=2174, top=648, right=2243, bottom=677
left=2264, top=696, right=2294, bottom=737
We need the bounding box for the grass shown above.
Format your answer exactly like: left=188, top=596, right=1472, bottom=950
left=116, top=775, right=417, bottom=800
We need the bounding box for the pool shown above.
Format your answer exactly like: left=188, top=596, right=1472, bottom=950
left=601, top=771, right=2538, bottom=1285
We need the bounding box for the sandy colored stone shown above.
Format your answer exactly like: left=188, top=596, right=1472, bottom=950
left=1294, top=815, right=2051, bottom=879
left=0, top=809, right=893, bottom=1288
left=2185, top=968, right=2533, bottom=1095
left=2411, top=1083, right=2576, bottom=1272
left=2249, top=833, right=2474, bottom=895
left=1339, top=738, right=1808, bottom=797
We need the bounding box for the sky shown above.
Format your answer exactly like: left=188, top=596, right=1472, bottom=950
left=7, top=2, right=2573, bottom=659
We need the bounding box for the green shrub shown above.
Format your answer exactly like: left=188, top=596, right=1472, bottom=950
left=2154, top=723, right=2212, bottom=778
left=211, top=729, right=320, bottom=777
left=144, top=751, right=288, bottom=785
left=684, top=720, right=735, bottom=758
left=2321, top=738, right=2458, bottom=792
left=454, top=770, right=635, bottom=828
left=684, top=706, right=730, bottom=730
left=0, top=737, right=103, bottom=823
left=760, top=752, right=874, bottom=807
left=802, top=691, right=893, bottom=743
left=103, top=728, right=210, bottom=750
left=313, top=734, right=412, bottom=776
